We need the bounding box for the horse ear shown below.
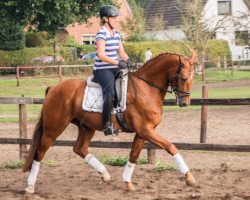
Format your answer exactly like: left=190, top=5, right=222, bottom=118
left=189, top=51, right=196, bottom=64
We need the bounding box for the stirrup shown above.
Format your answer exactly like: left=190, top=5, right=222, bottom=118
left=103, top=123, right=119, bottom=136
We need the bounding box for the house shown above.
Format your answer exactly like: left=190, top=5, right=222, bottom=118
left=144, top=0, right=250, bottom=61
left=66, top=0, right=132, bottom=45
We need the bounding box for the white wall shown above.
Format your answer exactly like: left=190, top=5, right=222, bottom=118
left=144, top=28, right=185, bottom=40
left=204, top=0, right=250, bottom=60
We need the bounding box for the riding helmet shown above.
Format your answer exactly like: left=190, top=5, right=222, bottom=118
left=99, top=5, right=119, bottom=18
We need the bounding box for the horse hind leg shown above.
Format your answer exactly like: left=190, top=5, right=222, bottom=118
left=25, top=116, right=71, bottom=194
left=73, top=126, right=110, bottom=182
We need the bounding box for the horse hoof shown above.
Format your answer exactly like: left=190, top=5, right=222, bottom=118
left=185, top=171, right=196, bottom=187
left=126, top=182, right=136, bottom=192
left=101, top=171, right=111, bottom=182
left=24, top=185, right=34, bottom=194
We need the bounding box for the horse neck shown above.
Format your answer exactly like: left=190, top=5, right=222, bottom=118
left=135, top=54, right=178, bottom=90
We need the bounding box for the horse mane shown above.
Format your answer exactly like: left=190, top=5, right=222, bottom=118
left=136, top=52, right=185, bottom=72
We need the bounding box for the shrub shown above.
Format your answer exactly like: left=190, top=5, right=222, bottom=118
left=25, top=31, right=54, bottom=47
left=124, top=40, right=192, bottom=62
left=0, top=20, right=25, bottom=50
left=0, top=47, right=73, bottom=67
left=207, top=39, right=231, bottom=60
left=124, top=39, right=231, bottom=64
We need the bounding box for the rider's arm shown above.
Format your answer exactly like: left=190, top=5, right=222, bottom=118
left=96, top=40, right=119, bottom=65
left=117, top=40, right=129, bottom=61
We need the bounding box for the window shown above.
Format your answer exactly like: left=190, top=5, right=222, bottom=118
left=82, top=34, right=95, bottom=45
left=235, top=31, right=249, bottom=46
left=218, top=1, right=231, bottom=15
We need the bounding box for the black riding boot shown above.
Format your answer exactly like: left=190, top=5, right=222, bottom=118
left=103, top=93, right=119, bottom=136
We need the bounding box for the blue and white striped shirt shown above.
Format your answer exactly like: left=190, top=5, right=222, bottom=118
left=93, top=27, right=121, bottom=70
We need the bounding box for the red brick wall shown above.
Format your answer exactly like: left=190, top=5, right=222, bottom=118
left=66, top=0, right=132, bottom=44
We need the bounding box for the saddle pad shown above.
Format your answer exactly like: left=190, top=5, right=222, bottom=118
left=82, top=75, right=128, bottom=113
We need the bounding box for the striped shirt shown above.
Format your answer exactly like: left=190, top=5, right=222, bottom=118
left=93, top=27, right=121, bottom=70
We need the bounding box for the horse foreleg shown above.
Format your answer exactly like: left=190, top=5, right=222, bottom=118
left=123, top=134, right=145, bottom=191
left=73, top=127, right=110, bottom=182
left=140, top=127, right=196, bottom=187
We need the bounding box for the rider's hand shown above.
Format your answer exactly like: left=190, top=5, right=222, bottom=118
left=118, top=60, right=127, bottom=69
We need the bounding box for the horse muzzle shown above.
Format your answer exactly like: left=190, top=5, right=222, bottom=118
left=177, top=96, right=190, bottom=107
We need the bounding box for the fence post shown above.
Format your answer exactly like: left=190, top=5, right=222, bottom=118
left=147, top=148, right=156, bottom=164
left=19, top=94, right=28, bottom=160
left=200, top=85, right=208, bottom=143
left=16, top=67, right=20, bottom=87
left=59, top=66, right=62, bottom=82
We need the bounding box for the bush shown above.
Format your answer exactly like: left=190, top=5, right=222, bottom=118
left=124, top=39, right=231, bottom=63
left=0, top=20, right=25, bottom=50
left=25, top=31, right=54, bottom=47
left=124, top=40, right=192, bottom=62
left=207, top=39, right=231, bottom=60
left=0, top=47, right=73, bottom=67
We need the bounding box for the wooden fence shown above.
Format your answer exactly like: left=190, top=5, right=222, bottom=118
left=1, top=96, right=250, bottom=163
left=0, top=65, right=93, bottom=86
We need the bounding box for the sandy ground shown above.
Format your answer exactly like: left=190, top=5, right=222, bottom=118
left=0, top=105, right=250, bottom=200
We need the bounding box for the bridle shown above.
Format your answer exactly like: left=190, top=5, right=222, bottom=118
left=131, top=56, right=192, bottom=99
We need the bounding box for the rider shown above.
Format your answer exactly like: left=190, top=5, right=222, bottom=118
left=93, top=5, right=131, bottom=136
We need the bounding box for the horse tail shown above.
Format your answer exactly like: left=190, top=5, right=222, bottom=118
left=23, top=87, right=51, bottom=172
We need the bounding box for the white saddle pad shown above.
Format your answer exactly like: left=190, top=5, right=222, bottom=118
left=82, top=74, right=128, bottom=113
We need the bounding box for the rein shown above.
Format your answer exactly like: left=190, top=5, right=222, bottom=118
left=131, top=73, right=172, bottom=93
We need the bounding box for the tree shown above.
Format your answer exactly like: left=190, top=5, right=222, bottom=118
left=120, top=0, right=147, bottom=42
left=177, top=0, right=230, bottom=80
left=0, top=0, right=113, bottom=59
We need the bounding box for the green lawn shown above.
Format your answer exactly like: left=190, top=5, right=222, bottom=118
left=1, top=69, right=250, bottom=122
left=194, top=69, right=250, bottom=83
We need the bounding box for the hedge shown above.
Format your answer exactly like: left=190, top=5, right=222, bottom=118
left=123, top=39, right=231, bottom=62
left=0, top=39, right=230, bottom=67
left=0, top=47, right=73, bottom=67
left=124, top=40, right=192, bottom=62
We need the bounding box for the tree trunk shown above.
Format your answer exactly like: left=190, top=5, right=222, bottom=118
left=53, top=34, right=61, bottom=62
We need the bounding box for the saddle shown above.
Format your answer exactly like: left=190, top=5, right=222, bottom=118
left=82, top=70, right=132, bottom=132
left=91, top=70, right=124, bottom=109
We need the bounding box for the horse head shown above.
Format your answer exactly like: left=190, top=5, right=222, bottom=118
left=169, top=51, right=196, bottom=107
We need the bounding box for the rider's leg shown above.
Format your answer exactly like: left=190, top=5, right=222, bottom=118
left=102, top=92, right=119, bottom=135
left=93, top=68, right=119, bottom=135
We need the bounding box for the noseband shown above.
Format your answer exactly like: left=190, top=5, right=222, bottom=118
left=131, top=56, right=191, bottom=98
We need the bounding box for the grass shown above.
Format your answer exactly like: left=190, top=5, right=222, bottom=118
left=153, top=160, right=177, bottom=172
left=194, top=69, right=250, bottom=83
left=0, top=159, right=56, bottom=169
left=97, top=155, right=148, bottom=166
left=0, top=160, right=24, bottom=169
left=0, top=69, right=250, bottom=122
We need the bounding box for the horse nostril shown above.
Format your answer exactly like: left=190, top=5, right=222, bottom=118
left=180, top=102, right=187, bottom=107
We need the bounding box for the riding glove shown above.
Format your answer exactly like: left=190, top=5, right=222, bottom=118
left=118, top=60, right=127, bottom=69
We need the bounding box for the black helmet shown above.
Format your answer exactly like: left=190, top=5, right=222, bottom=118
left=99, top=5, right=119, bottom=18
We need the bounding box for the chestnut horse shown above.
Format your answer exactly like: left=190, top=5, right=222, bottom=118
left=23, top=51, right=196, bottom=193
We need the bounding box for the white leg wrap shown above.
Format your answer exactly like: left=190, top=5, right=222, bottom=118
left=84, top=153, right=107, bottom=174
left=122, top=161, right=135, bottom=182
left=27, top=160, right=41, bottom=186
left=173, top=153, right=189, bottom=174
